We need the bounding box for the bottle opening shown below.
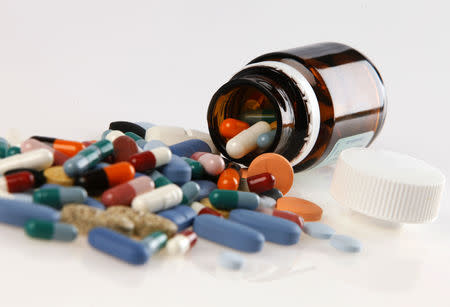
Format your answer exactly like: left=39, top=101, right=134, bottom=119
left=207, top=78, right=283, bottom=166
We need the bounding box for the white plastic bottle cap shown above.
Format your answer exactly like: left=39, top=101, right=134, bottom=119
left=330, top=148, right=445, bottom=223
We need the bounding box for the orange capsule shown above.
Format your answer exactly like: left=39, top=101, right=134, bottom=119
left=217, top=163, right=241, bottom=190
left=76, top=162, right=135, bottom=194
left=219, top=119, right=250, bottom=139
left=31, top=136, right=85, bottom=157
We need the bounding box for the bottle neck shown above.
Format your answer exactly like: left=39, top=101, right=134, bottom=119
left=207, top=61, right=320, bottom=167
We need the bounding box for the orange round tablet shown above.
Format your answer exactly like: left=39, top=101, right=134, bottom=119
left=276, top=197, right=323, bottom=221
left=247, top=153, right=293, bottom=195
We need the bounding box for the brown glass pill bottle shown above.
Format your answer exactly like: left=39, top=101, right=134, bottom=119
left=207, top=42, right=387, bottom=172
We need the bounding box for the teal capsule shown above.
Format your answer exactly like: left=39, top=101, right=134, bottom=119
left=125, top=132, right=143, bottom=141
left=0, top=137, right=9, bottom=158
left=149, top=170, right=172, bottom=188
left=63, top=140, right=113, bottom=177
left=142, top=231, right=168, bottom=255
left=6, top=146, right=21, bottom=157
left=182, top=157, right=205, bottom=179
left=257, top=130, right=276, bottom=149
left=240, top=110, right=276, bottom=125
left=209, top=189, right=259, bottom=210
left=180, top=181, right=200, bottom=205
left=33, top=187, right=87, bottom=210
left=25, top=219, right=77, bottom=241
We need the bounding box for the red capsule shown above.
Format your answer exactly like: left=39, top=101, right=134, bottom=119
left=179, top=229, right=198, bottom=248
left=191, top=201, right=223, bottom=217
left=128, top=148, right=172, bottom=172
left=247, top=172, right=275, bottom=194
left=0, top=171, right=35, bottom=193
left=113, top=135, right=139, bottom=162
left=101, top=176, right=154, bottom=207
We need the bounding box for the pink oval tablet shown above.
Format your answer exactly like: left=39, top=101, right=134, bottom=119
left=197, top=153, right=225, bottom=176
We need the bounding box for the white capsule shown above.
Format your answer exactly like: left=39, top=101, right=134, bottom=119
left=105, top=130, right=124, bottom=143
left=226, top=121, right=271, bottom=159
left=0, top=149, right=53, bottom=175
left=131, top=184, right=183, bottom=212
left=145, top=126, right=189, bottom=145
left=151, top=147, right=172, bottom=167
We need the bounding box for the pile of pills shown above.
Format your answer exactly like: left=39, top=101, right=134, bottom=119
left=0, top=121, right=360, bottom=267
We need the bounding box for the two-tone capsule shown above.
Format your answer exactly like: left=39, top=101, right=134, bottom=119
left=101, top=176, right=154, bottom=207
left=0, top=197, right=60, bottom=227
left=75, top=162, right=135, bottom=194
left=0, top=149, right=54, bottom=175
left=209, top=189, right=261, bottom=211
left=0, top=137, right=9, bottom=158
left=191, top=201, right=223, bottom=217
left=0, top=171, right=35, bottom=193
left=132, top=184, right=183, bottom=213
left=128, top=147, right=172, bottom=172
left=33, top=186, right=87, bottom=209
left=217, top=162, right=241, bottom=190
left=21, top=138, right=70, bottom=166
left=190, top=152, right=225, bottom=176
left=63, top=140, right=114, bottom=177
left=149, top=170, right=172, bottom=188
left=180, top=181, right=200, bottom=205
left=25, top=219, right=77, bottom=241
left=31, top=136, right=85, bottom=157
left=182, top=157, right=205, bottom=179
left=166, top=229, right=197, bottom=256
left=258, top=208, right=304, bottom=229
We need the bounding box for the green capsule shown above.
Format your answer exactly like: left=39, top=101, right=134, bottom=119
left=182, top=157, right=204, bottom=179
left=33, top=187, right=87, bottom=210
left=209, top=189, right=259, bottom=211
left=0, top=137, right=9, bottom=158
left=149, top=170, right=172, bottom=188
left=6, top=146, right=21, bottom=157
left=142, top=231, right=167, bottom=255
left=25, top=219, right=77, bottom=241
left=125, top=132, right=143, bottom=141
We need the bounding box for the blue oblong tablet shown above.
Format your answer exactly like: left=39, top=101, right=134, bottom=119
left=229, top=209, right=301, bottom=245
left=303, top=222, right=335, bottom=239
left=160, top=155, right=192, bottom=185
left=169, top=139, right=211, bottom=158
left=0, top=198, right=60, bottom=227
left=157, top=205, right=196, bottom=231
left=192, top=180, right=217, bottom=200
left=88, top=227, right=150, bottom=265
left=330, top=234, right=361, bottom=253
left=193, top=214, right=264, bottom=253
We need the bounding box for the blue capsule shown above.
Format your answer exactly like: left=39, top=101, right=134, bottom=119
left=257, top=130, right=276, bottom=149
left=158, top=205, right=196, bottom=231
left=88, top=227, right=150, bottom=265
left=229, top=209, right=301, bottom=245
left=0, top=198, right=60, bottom=227
left=63, top=140, right=113, bottom=177
left=169, top=139, right=211, bottom=158
left=160, top=154, right=191, bottom=185
left=180, top=181, right=200, bottom=205
left=193, top=214, right=264, bottom=253
left=192, top=180, right=217, bottom=201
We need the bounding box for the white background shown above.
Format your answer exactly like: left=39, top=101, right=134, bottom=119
left=0, top=1, right=449, bottom=306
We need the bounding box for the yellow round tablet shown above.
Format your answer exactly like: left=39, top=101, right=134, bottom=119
left=44, top=166, right=74, bottom=186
